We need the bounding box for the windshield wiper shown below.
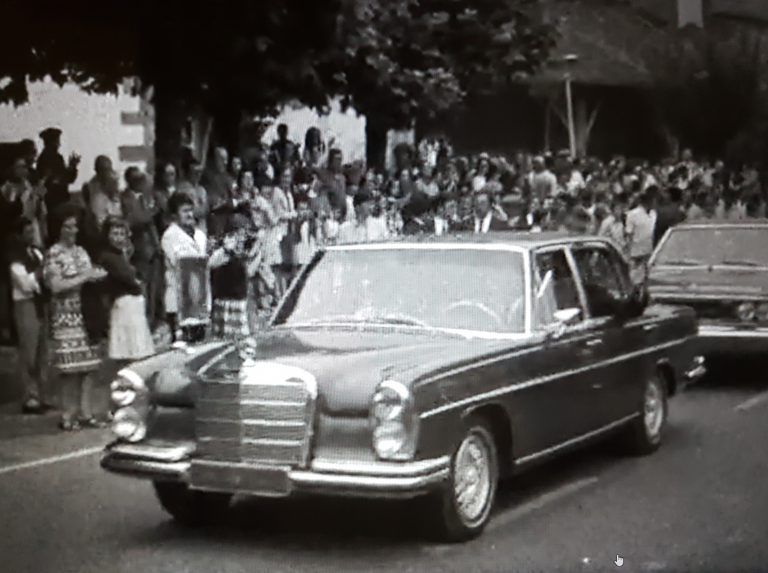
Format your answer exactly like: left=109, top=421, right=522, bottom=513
left=720, top=259, right=765, bottom=268
left=372, top=313, right=430, bottom=328
left=293, top=313, right=430, bottom=328
left=658, top=259, right=705, bottom=267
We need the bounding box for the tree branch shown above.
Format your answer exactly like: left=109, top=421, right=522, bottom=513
left=549, top=102, right=568, bottom=129
left=587, top=100, right=603, bottom=134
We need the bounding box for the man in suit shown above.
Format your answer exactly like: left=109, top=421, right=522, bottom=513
left=473, top=192, right=511, bottom=234
left=36, top=127, right=80, bottom=223
left=122, top=168, right=164, bottom=330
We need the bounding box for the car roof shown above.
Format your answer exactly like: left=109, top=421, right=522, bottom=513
left=673, top=219, right=768, bottom=230
left=331, top=231, right=609, bottom=250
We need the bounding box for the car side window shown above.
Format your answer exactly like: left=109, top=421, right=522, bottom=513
left=533, top=249, right=582, bottom=327
left=572, top=246, right=630, bottom=318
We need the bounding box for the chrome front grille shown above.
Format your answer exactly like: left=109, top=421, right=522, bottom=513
left=195, top=374, right=315, bottom=468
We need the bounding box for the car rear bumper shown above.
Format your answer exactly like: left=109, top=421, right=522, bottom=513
left=101, top=442, right=450, bottom=499
left=683, top=355, right=707, bottom=385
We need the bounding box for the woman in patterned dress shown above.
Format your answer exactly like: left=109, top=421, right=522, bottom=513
left=44, top=205, right=107, bottom=430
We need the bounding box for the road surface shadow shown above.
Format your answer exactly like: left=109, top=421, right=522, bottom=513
left=130, top=440, right=628, bottom=549
left=690, top=355, right=768, bottom=392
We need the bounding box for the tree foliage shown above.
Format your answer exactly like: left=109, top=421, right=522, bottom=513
left=652, top=27, right=765, bottom=158
left=0, top=0, right=555, bottom=129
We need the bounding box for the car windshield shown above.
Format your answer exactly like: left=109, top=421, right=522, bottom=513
left=274, top=247, right=527, bottom=333
left=655, top=228, right=768, bottom=268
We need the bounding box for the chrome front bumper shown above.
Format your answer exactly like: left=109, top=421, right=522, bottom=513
left=101, top=442, right=450, bottom=499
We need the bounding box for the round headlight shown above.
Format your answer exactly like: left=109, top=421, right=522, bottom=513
left=736, top=302, right=756, bottom=321
left=111, top=407, right=146, bottom=442
left=371, top=380, right=418, bottom=460
left=372, top=381, right=409, bottom=422
left=110, top=370, right=145, bottom=407
left=373, top=421, right=408, bottom=458
left=755, top=303, right=768, bottom=322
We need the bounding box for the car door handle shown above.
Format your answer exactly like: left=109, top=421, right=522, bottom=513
left=591, top=383, right=603, bottom=390
left=643, top=324, right=659, bottom=332
left=584, top=338, right=603, bottom=348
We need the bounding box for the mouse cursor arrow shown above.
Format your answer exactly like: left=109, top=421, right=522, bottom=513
left=614, top=555, right=624, bottom=567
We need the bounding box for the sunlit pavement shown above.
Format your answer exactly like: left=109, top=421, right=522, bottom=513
left=1, top=368, right=766, bottom=573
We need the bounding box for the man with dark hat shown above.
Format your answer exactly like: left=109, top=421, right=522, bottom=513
left=37, top=127, right=80, bottom=220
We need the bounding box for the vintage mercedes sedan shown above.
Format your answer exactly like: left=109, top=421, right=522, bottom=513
left=649, top=220, right=768, bottom=355
left=102, top=233, right=705, bottom=541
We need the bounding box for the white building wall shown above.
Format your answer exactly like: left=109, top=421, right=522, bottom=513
left=0, top=78, right=146, bottom=188
left=678, top=0, right=704, bottom=27
left=260, top=98, right=367, bottom=164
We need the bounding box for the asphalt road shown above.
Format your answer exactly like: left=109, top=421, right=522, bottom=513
left=0, top=369, right=766, bottom=573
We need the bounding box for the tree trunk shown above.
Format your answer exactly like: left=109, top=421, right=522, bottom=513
left=212, top=106, right=243, bottom=158
left=365, top=113, right=389, bottom=171
left=575, top=97, right=602, bottom=157
left=152, top=83, right=187, bottom=174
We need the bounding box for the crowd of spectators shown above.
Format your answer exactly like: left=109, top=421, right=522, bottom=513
left=0, top=122, right=765, bottom=428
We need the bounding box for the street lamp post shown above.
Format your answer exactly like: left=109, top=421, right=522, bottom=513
left=563, top=54, right=579, bottom=159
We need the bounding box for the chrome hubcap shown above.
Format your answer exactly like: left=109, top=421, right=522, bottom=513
left=453, top=433, right=492, bottom=524
left=644, top=379, right=664, bottom=438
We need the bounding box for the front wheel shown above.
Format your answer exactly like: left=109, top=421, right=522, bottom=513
left=426, top=417, right=499, bottom=542
left=622, top=373, right=668, bottom=456
left=153, top=481, right=233, bottom=527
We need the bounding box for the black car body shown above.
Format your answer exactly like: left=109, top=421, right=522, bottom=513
left=102, top=233, right=704, bottom=540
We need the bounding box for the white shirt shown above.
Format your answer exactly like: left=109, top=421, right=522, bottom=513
left=599, top=215, right=627, bottom=253
left=295, top=220, right=319, bottom=265
left=338, top=217, right=389, bottom=244
left=625, top=206, right=657, bottom=258
left=345, top=196, right=356, bottom=222
left=419, top=180, right=440, bottom=198
left=567, top=170, right=586, bottom=194
left=474, top=212, right=493, bottom=234
left=471, top=175, right=487, bottom=193
left=324, top=219, right=340, bottom=242
left=529, top=170, right=558, bottom=201
left=160, top=222, right=207, bottom=314
left=642, top=173, right=659, bottom=191
left=368, top=216, right=389, bottom=241
left=434, top=216, right=448, bottom=236
left=9, top=248, right=43, bottom=301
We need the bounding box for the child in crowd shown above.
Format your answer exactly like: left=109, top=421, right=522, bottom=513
left=209, top=227, right=251, bottom=338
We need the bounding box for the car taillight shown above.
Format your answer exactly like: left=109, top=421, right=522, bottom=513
left=735, top=302, right=756, bottom=321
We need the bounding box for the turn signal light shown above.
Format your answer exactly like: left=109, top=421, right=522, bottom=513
left=735, top=302, right=756, bottom=322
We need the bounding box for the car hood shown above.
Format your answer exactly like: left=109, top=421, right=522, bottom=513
left=648, top=266, right=768, bottom=298
left=141, top=327, right=534, bottom=416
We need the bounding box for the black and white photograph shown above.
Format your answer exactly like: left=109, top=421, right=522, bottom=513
left=1, top=1, right=767, bottom=572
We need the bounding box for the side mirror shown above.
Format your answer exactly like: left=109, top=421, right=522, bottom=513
left=553, top=307, right=582, bottom=326
left=545, top=307, right=581, bottom=340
